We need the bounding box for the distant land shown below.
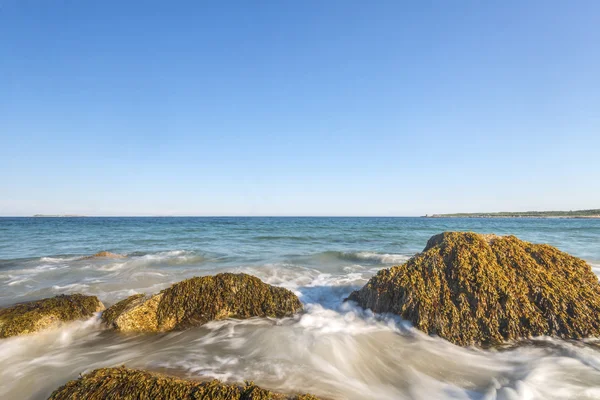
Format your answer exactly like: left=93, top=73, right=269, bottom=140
left=32, top=214, right=87, bottom=218
left=425, top=209, right=600, bottom=219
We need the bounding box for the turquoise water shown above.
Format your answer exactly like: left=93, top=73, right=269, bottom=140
left=1, top=217, right=600, bottom=399
left=2, top=216, right=599, bottom=261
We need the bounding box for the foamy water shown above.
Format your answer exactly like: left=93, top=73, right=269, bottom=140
left=1, top=217, right=600, bottom=399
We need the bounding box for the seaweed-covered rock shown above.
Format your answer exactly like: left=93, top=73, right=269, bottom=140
left=81, top=251, right=125, bottom=260
left=48, top=367, right=320, bottom=400
left=0, top=294, right=105, bottom=338
left=347, top=231, right=600, bottom=346
left=102, top=273, right=303, bottom=333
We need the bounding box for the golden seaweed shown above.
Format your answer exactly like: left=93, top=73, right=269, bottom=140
left=103, top=273, right=303, bottom=333
left=0, top=294, right=104, bottom=338
left=347, top=232, right=600, bottom=346
left=48, top=366, right=320, bottom=400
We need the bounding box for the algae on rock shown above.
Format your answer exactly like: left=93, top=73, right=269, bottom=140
left=0, top=294, right=104, bottom=338
left=347, top=231, right=600, bottom=346
left=100, top=294, right=146, bottom=329
left=47, top=366, right=321, bottom=400
left=102, top=273, right=303, bottom=333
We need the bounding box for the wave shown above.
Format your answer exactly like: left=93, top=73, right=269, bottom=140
left=40, top=256, right=80, bottom=263
left=80, top=250, right=211, bottom=269
left=588, top=261, right=600, bottom=281
left=51, top=283, right=90, bottom=292
left=254, top=235, right=313, bottom=241
left=10, top=252, right=203, bottom=268
left=131, top=250, right=209, bottom=266
left=237, top=264, right=369, bottom=310
left=311, top=251, right=410, bottom=265
left=7, top=277, right=29, bottom=287
left=0, top=256, right=77, bottom=271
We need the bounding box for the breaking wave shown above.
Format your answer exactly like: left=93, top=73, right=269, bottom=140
left=311, top=250, right=410, bottom=265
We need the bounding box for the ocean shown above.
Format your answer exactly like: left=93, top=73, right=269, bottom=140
left=1, top=217, right=600, bottom=399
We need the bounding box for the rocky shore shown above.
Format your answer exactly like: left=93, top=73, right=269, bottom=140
left=2, top=235, right=600, bottom=398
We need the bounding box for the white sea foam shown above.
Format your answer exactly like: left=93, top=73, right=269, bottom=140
left=51, top=283, right=90, bottom=292
left=133, top=250, right=208, bottom=266
left=2, top=281, right=600, bottom=400
left=309, top=250, right=411, bottom=266
left=590, top=262, right=600, bottom=277
left=6, top=277, right=29, bottom=286
left=40, top=256, right=79, bottom=263
left=353, top=251, right=410, bottom=264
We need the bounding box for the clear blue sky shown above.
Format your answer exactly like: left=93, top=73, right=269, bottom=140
left=1, top=1, right=599, bottom=216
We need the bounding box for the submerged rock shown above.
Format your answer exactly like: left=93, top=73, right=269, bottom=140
left=48, top=367, right=320, bottom=399
left=0, top=294, right=104, bottom=338
left=347, top=231, right=600, bottom=346
left=81, top=251, right=125, bottom=260
left=102, top=273, right=303, bottom=333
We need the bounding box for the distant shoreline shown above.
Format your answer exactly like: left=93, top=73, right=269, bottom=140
left=424, top=209, right=600, bottom=219
left=424, top=215, right=600, bottom=219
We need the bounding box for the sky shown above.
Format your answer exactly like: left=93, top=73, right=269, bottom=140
left=1, top=1, right=599, bottom=216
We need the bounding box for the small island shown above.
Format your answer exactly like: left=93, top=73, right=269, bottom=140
left=424, top=209, right=600, bottom=219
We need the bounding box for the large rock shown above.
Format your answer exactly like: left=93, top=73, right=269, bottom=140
left=347, top=232, right=600, bottom=346
left=0, top=294, right=105, bottom=338
left=47, top=367, right=320, bottom=400
left=102, top=273, right=303, bottom=333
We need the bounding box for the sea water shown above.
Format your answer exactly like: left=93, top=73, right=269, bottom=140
left=1, top=217, right=599, bottom=399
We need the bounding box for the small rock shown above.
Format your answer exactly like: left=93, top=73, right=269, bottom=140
left=81, top=251, right=125, bottom=260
